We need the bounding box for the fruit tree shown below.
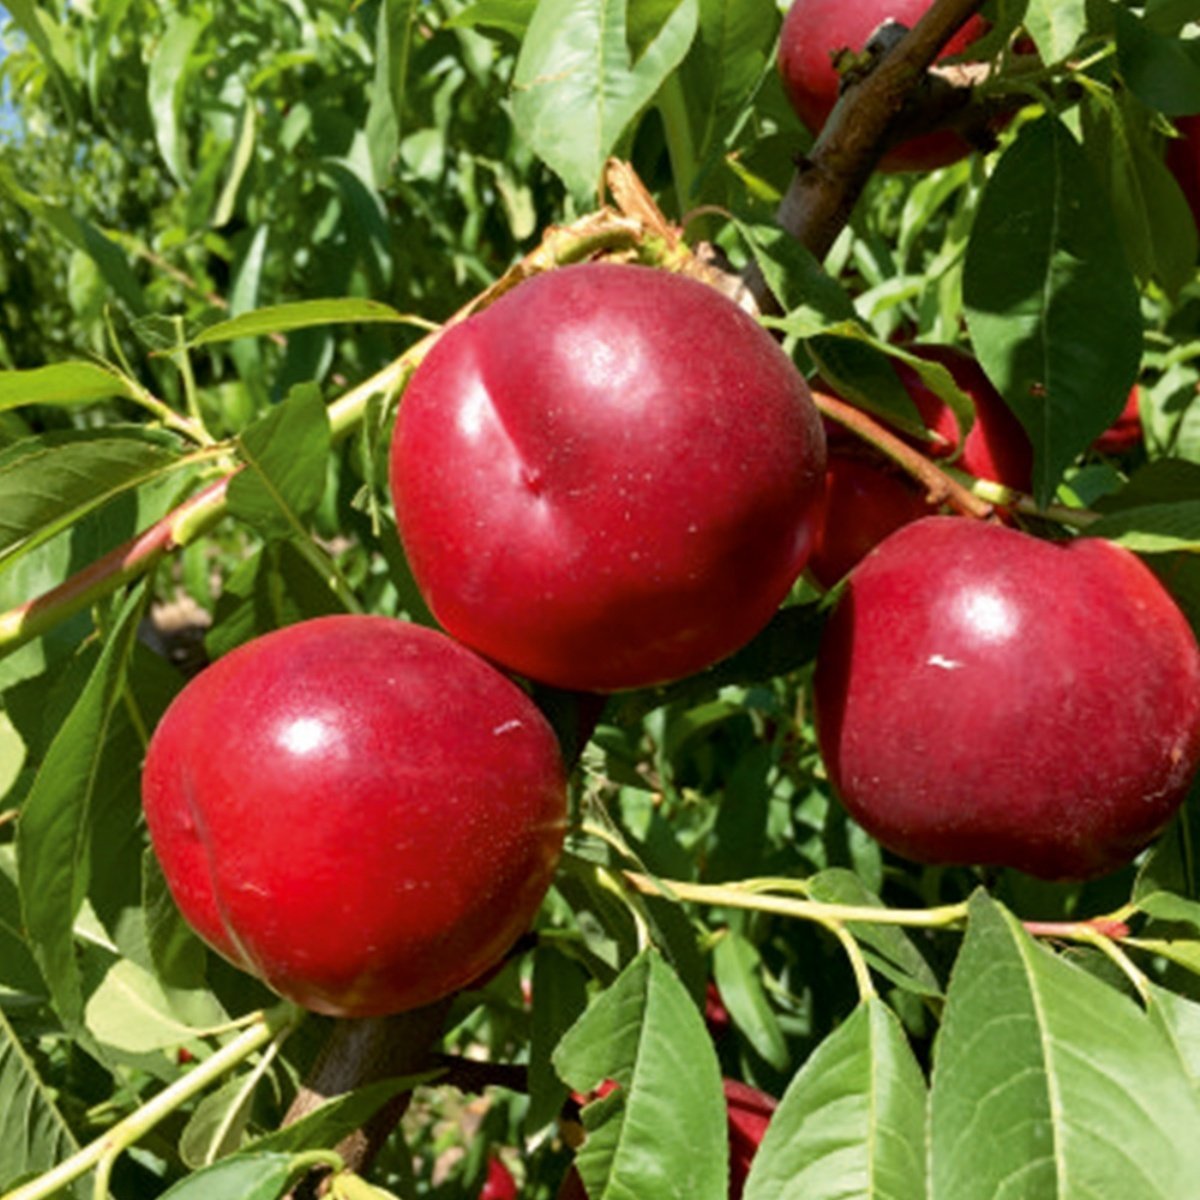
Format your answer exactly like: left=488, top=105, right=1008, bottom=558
left=4, top=1, right=1200, bottom=1198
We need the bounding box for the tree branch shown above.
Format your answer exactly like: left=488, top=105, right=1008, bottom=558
left=777, top=0, right=991, bottom=259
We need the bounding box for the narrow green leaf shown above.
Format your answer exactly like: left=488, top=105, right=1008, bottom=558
left=366, top=0, right=420, bottom=182
left=147, top=14, right=205, bottom=184
left=712, top=931, right=789, bottom=1070
left=0, top=363, right=138, bottom=412
left=179, top=1073, right=259, bottom=1169
left=964, top=115, right=1142, bottom=506
left=190, top=299, right=422, bottom=348
left=16, top=583, right=148, bottom=1031
left=249, top=1074, right=436, bottom=1154
left=0, top=849, right=44, bottom=1001
left=0, top=428, right=187, bottom=563
left=84, top=958, right=227, bottom=1054
left=447, top=0, right=538, bottom=37
left=213, top=99, right=258, bottom=229
left=513, top=0, right=700, bottom=197
left=743, top=998, right=927, bottom=1200
left=553, top=949, right=727, bottom=1200
left=4, top=0, right=78, bottom=121
left=930, top=892, right=1200, bottom=1199
left=1135, top=891, right=1200, bottom=932
left=1147, top=983, right=1200, bottom=1091
left=227, top=386, right=332, bottom=539
left=1115, top=7, right=1200, bottom=116
left=157, top=1152, right=298, bottom=1200
left=807, top=869, right=942, bottom=998
left=737, top=219, right=856, bottom=329
left=1086, top=501, right=1200, bottom=552
left=1023, top=0, right=1087, bottom=61
left=527, top=945, right=590, bottom=1133
left=0, top=1006, right=83, bottom=1197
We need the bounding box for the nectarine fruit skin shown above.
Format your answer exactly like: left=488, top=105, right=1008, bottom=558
left=814, top=518, right=1200, bottom=880
left=142, top=616, right=567, bottom=1017
left=390, top=263, right=826, bottom=692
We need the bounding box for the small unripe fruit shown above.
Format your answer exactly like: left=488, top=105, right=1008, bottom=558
left=142, top=616, right=567, bottom=1017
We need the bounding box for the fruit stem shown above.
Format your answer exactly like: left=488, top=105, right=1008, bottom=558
left=958, top=474, right=1101, bottom=528
left=0, top=1003, right=301, bottom=1200
left=812, top=389, right=994, bottom=519
left=624, top=872, right=971, bottom=930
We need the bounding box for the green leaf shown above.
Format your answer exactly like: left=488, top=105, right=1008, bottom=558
left=963, top=115, right=1142, bottom=506
left=84, top=958, right=227, bottom=1054
left=249, top=1074, right=435, bottom=1154
left=227, top=386, right=332, bottom=539
left=3, top=0, right=78, bottom=122
left=147, top=14, right=205, bottom=185
left=1115, top=7, right=1200, bottom=116
left=929, top=892, right=1200, bottom=1199
left=737, top=219, right=856, bottom=330
left=513, top=0, right=700, bottom=198
left=0, top=1005, right=83, bottom=1197
left=16, top=582, right=147, bottom=1031
left=179, top=1073, right=259, bottom=1169
left=743, top=998, right=927, bottom=1200
left=1135, top=890, right=1200, bottom=932
left=0, top=428, right=188, bottom=563
left=1080, top=92, right=1198, bottom=297
left=366, top=0, right=420, bottom=182
left=448, top=0, right=538, bottom=38
left=1085, top=501, right=1200, bottom=552
left=1147, top=983, right=1200, bottom=1090
left=1023, top=0, right=1087, bottom=62
left=0, top=849, right=44, bottom=1001
left=190, top=299, right=422, bottom=347
left=527, top=944, right=590, bottom=1133
left=0, top=362, right=139, bottom=412
left=553, top=949, right=727, bottom=1200
left=712, top=930, right=789, bottom=1071
left=213, top=99, right=258, bottom=230
left=806, top=870, right=942, bottom=998
left=157, top=1152, right=299, bottom=1200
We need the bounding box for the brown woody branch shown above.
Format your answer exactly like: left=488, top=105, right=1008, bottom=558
left=777, top=0, right=991, bottom=260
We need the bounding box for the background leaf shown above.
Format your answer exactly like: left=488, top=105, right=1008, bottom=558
left=964, top=115, right=1143, bottom=505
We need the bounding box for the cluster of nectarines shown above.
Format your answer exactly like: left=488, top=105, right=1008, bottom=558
left=134, top=3, right=1200, bottom=1195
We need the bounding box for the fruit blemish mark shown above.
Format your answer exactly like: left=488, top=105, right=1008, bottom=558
left=493, top=719, right=524, bottom=736
left=927, top=654, right=963, bottom=670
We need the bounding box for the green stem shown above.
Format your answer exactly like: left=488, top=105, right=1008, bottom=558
left=1, top=1004, right=301, bottom=1200
left=624, top=872, right=971, bottom=930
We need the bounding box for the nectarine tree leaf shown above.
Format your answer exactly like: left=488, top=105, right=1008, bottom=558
left=0, top=428, right=192, bottom=565
left=1133, top=891, right=1200, bottom=933
left=228, top=384, right=332, bottom=540
left=0, top=850, right=43, bottom=1001
left=742, top=998, right=926, bottom=1200
left=448, top=0, right=538, bottom=39
left=1079, top=91, right=1198, bottom=297
left=365, top=0, right=420, bottom=182
left=806, top=870, right=941, bottom=999
left=553, top=949, right=727, bottom=1200
left=143, top=848, right=208, bottom=993
left=146, top=13, right=203, bottom=186
left=1023, top=0, right=1086, bottom=62
left=84, top=958, right=227, bottom=1054
left=16, top=580, right=147, bottom=1035
left=963, top=114, right=1142, bottom=507
left=512, top=0, right=699, bottom=199
left=713, top=930, right=789, bottom=1071
left=0, top=362, right=139, bottom=411
left=1146, top=983, right=1200, bottom=1092
left=527, top=945, right=591, bottom=1132
left=156, top=1152, right=300, bottom=1200
left=1086, top=502, right=1200, bottom=553
left=189, top=300, right=426, bottom=348
left=1114, top=6, right=1200, bottom=116
left=683, top=0, right=777, bottom=180
left=0, top=1005, right=84, bottom=1199
left=929, top=891, right=1200, bottom=1199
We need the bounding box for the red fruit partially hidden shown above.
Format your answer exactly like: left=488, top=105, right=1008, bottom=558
left=390, top=262, right=826, bottom=692
left=893, top=344, right=1032, bottom=491
left=558, top=1079, right=775, bottom=1199
left=1167, top=114, right=1200, bottom=230
left=1093, top=386, right=1142, bottom=456
left=814, top=518, right=1200, bottom=880
left=778, top=0, right=990, bottom=172
left=809, top=453, right=930, bottom=587
left=481, top=1157, right=518, bottom=1200
left=142, top=615, right=567, bottom=1018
